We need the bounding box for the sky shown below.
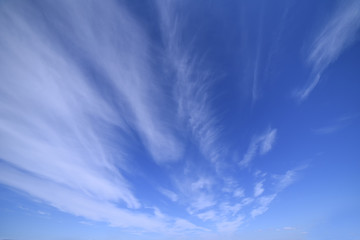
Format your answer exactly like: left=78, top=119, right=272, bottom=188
left=0, top=0, right=360, bottom=239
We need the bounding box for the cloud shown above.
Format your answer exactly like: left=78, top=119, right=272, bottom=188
left=313, top=113, right=359, bottom=134
left=259, top=129, right=277, bottom=154
left=191, top=177, right=213, bottom=191
left=216, top=216, right=245, bottom=232
left=159, top=188, right=178, bottom=202
left=172, top=218, right=208, bottom=233
left=296, top=0, right=360, bottom=101
left=174, top=176, right=217, bottom=215
left=189, top=194, right=216, bottom=213
left=251, top=194, right=277, bottom=218
left=0, top=0, right=305, bottom=236
left=274, top=165, right=307, bottom=191
left=313, top=124, right=343, bottom=135
left=0, top=162, right=164, bottom=231
left=239, top=128, right=277, bottom=167
left=0, top=0, right=204, bottom=232
left=0, top=0, right=140, bottom=205
left=197, top=210, right=217, bottom=221
left=155, top=0, right=225, bottom=166
left=233, top=188, right=245, bottom=198
left=275, top=170, right=297, bottom=191
left=219, top=198, right=253, bottom=217
left=250, top=167, right=304, bottom=219
left=254, top=181, right=265, bottom=197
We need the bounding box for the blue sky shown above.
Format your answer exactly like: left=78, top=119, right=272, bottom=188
left=0, top=0, right=360, bottom=239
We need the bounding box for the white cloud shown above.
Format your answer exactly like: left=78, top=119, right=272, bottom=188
left=191, top=177, right=213, bottom=191
left=0, top=0, right=205, bottom=232
left=241, top=197, right=255, bottom=206
left=259, top=129, right=277, bottom=155
left=0, top=162, right=164, bottom=231
left=159, top=188, right=178, bottom=202
left=152, top=207, right=166, bottom=219
left=251, top=194, right=276, bottom=218
left=254, top=181, right=265, bottom=197
left=172, top=218, right=208, bottom=233
left=197, top=210, right=217, bottom=221
left=184, top=176, right=218, bottom=213
left=216, top=215, right=245, bottom=232
left=233, top=188, right=245, bottom=198
left=254, top=170, right=267, bottom=178
left=0, top=0, right=305, bottom=235
left=275, top=170, right=297, bottom=191
left=155, top=0, right=224, bottom=166
left=313, top=114, right=358, bottom=134
left=219, top=203, right=242, bottom=217
left=219, top=198, right=253, bottom=219
left=0, top=3, right=140, bottom=207
left=297, top=0, right=360, bottom=101
left=313, top=124, right=343, bottom=135
left=239, top=128, right=277, bottom=167
left=189, top=194, right=216, bottom=213
left=239, top=140, right=258, bottom=167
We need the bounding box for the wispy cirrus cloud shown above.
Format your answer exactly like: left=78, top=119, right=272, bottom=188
left=274, top=170, right=297, bottom=191
left=249, top=167, right=304, bottom=218
left=313, top=113, right=359, bottom=134
left=216, top=215, right=245, bottom=232
left=251, top=194, right=277, bottom=218
left=0, top=162, right=164, bottom=230
left=239, top=128, right=277, bottom=167
left=0, top=0, right=307, bottom=236
left=156, top=0, right=225, bottom=167
left=159, top=188, right=178, bottom=202
left=296, top=0, right=360, bottom=101
left=0, top=0, right=140, bottom=209
left=177, top=176, right=217, bottom=214
left=254, top=181, right=265, bottom=197
left=0, top=0, right=200, bottom=232
left=197, top=210, right=217, bottom=221
left=219, top=198, right=253, bottom=217
left=233, top=188, right=245, bottom=198
left=273, top=165, right=307, bottom=191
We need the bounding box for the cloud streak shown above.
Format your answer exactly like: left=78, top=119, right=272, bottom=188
left=297, top=0, right=360, bottom=101
left=0, top=0, right=199, bottom=232
left=254, top=181, right=265, bottom=197
left=0, top=162, right=164, bottom=230
left=240, top=128, right=277, bottom=167
left=156, top=0, right=225, bottom=167
left=0, top=0, right=306, bottom=236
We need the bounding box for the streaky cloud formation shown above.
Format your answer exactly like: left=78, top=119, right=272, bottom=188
left=254, top=181, right=265, bottom=197
left=156, top=0, right=225, bottom=167
left=1, top=0, right=288, bottom=234
left=0, top=162, right=164, bottom=231
left=313, top=113, right=359, bottom=134
left=158, top=188, right=178, bottom=202
left=296, top=0, right=360, bottom=101
left=1, top=0, right=359, bottom=239
left=251, top=194, right=277, bottom=218
left=0, top=0, right=195, bottom=233
left=239, top=128, right=277, bottom=167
